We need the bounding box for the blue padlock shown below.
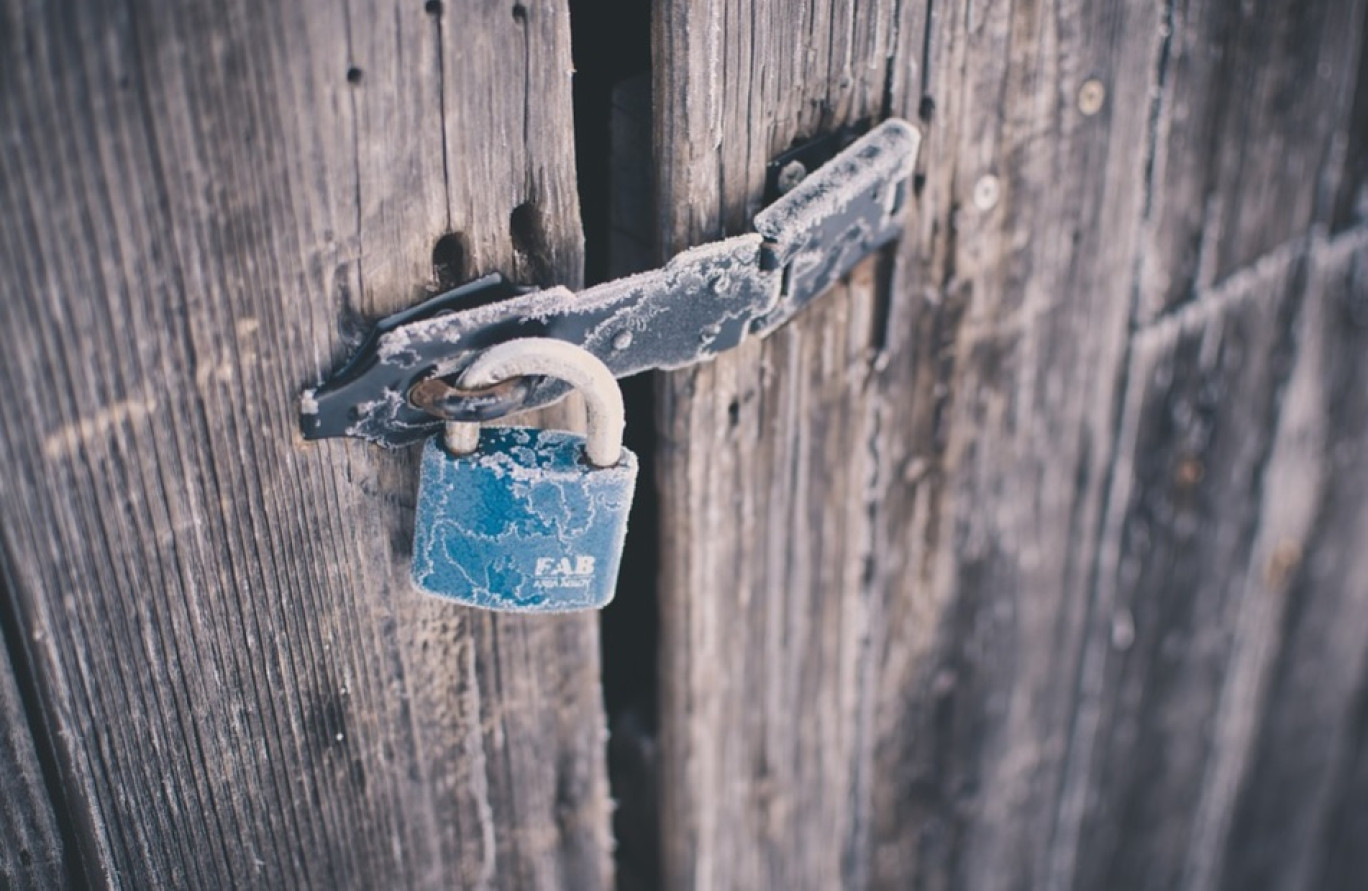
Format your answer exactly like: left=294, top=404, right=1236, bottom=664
left=410, top=339, right=638, bottom=611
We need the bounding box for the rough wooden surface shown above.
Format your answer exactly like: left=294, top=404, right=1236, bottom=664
left=0, top=1, right=611, bottom=887
left=652, top=4, right=903, bottom=886
left=0, top=578, right=70, bottom=889
left=652, top=1, right=1368, bottom=889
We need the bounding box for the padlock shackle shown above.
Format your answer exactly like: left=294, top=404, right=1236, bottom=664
left=458, top=338, right=625, bottom=467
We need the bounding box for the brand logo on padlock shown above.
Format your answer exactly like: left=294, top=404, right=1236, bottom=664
left=535, top=555, right=597, bottom=586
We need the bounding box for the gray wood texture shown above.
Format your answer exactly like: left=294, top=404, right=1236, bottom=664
left=652, top=1, right=1368, bottom=889
left=0, top=0, right=611, bottom=887
left=0, top=582, right=70, bottom=888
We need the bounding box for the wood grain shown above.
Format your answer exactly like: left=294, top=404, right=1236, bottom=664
left=1137, top=0, right=1365, bottom=319
left=0, top=0, right=610, bottom=887
left=0, top=572, right=70, bottom=889
left=651, top=1, right=1368, bottom=889
left=1214, top=231, right=1368, bottom=891
left=652, top=3, right=906, bottom=886
left=1073, top=238, right=1312, bottom=891
left=1066, top=227, right=1368, bottom=891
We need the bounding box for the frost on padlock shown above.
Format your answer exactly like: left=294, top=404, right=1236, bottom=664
left=410, top=427, right=638, bottom=611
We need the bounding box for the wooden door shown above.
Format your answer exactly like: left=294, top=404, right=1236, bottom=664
left=3, top=1, right=1368, bottom=890
left=650, top=1, right=1368, bottom=890
left=1, top=1, right=610, bottom=886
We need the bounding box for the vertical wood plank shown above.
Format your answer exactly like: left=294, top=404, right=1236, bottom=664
left=1331, top=10, right=1368, bottom=234
left=1137, top=0, right=1365, bottom=319
left=867, top=3, right=1176, bottom=888
left=1072, top=247, right=1308, bottom=891
left=1071, top=227, right=1368, bottom=891
left=1215, top=232, right=1368, bottom=891
left=0, top=0, right=610, bottom=887
left=652, top=3, right=906, bottom=886
left=0, top=601, right=70, bottom=889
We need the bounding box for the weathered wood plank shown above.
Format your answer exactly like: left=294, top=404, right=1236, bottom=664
left=1137, top=0, right=1366, bottom=319
left=1214, top=229, right=1368, bottom=891
left=1331, top=11, right=1368, bottom=235
left=654, top=0, right=1162, bottom=885
left=1071, top=242, right=1308, bottom=891
left=652, top=2, right=909, bottom=886
left=656, top=261, right=892, bottom=890
left=864, top=4, right=1177, bottom=889
left=0, top=0, right=609, bottom=887
left=1069, top=226, right=1368, bottom=891
left=1051, top=0, right=1366, bottom=884
left=0, top=591, right=70, bottom=889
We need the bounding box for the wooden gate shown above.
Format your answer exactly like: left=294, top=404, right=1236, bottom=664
left=3, top=1, right=1366, bottom=889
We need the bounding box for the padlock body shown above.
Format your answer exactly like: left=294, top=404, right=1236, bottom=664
left=411, top=427, right=638, bottom=611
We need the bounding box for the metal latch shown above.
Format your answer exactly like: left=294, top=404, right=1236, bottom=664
left=300, top=118, right=920, bottom=447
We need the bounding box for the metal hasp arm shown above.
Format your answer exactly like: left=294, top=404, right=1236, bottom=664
left=301, top=118, right=921, bottom=448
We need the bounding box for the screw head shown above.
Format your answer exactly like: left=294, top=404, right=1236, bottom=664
left=972, top=175, right=1000, bottom=211
left=1078, top=78, right=1106, bottom=116
left=777, top=160, right=808, bottom=194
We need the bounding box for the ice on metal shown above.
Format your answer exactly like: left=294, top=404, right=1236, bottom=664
left=301, top=118, right=921, bottom=448
left=409, top=427, right=638, bottom=612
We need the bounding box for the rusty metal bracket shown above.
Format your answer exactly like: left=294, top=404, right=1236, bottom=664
left=300, top=118, right=921, bottom=447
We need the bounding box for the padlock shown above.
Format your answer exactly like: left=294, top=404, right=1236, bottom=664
left=409, top=338, right=638, bottom=611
